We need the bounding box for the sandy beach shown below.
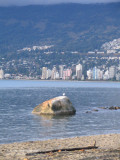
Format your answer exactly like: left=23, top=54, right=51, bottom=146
left=0, top=134, right=120, bottom=160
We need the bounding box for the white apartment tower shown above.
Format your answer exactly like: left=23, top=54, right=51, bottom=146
left=87, top=69, right=92, bottom=80
left=41, top=67, right=47, bottom=79
left=51, top=66, right=57, bottom=80
left=0, top=69, right=4, bottom=79
left=76, top=64, right=82, bottom=80
left=59, top=65, right=64, bottom=79
left=109, top=66, right=116, bottom=79
left=46, top=69, right=52, bottom=79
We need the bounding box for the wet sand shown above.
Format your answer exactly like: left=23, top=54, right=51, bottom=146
left=0, top=134, right=120, bottom=160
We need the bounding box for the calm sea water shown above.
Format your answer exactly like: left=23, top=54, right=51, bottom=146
left=0, top=80, right=120, bottom=144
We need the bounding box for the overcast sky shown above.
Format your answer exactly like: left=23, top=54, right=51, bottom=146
left=0, top=0, right=120, bottom=6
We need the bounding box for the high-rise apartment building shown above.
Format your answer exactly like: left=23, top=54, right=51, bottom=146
left=63, top=69, right=72, bottom=80
left=103, top=70, right=109, bottom=80
left=51, top=66, right=57, bottom=80
left=109, top=66, right=116, bottom=79
left=41, top=67, right=47, bottom=79
left=59, top=65, right=64, bottom=79
left=87, top=69, right=92, bottom=80
left=76, top=64, right=82, bottom=80
left=0, top=69, right=4, bottom=79
left=46, top=69, right=52, bottom=79
left=92, top=67, right=98, bottom=80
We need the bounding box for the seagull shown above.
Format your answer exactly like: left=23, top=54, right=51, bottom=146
left=63, top=93, right=65, bottom=96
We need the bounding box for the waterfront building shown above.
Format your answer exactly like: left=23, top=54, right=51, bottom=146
left=41, top=67, right=47, bottom=79
left=116, top=73, right=120, bottom=81
left=97, top=69, right=103, bottom=80
left=55, top=72, right=60, bottom=79
left=92, top=67, right=103, bottom=80
left=103, top=70, right=109, bottom=80
left=87, top=69, right=92, bottom=80
left=109, top=66, right=116, bottom=79
left=51, top=66, right=57, bottom=80
left=4, top=74, right=11, bottom=79
left=92, top=67, right=98, bottom=80
left=46, top=69, right=52, bottom=79
left=0, top=69, right=4, bottom=79
left=59, top=65, right=64, bottom=79
left=81, top=75, right=85, bottom=80
left=72, top=75, right=76, bottom=80
left=63, top=69, right=72, bottom=80
left=76, top=64, right=82, bottom=80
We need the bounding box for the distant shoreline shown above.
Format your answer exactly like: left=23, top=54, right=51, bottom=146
left=1, top=79, right=120, bottom=83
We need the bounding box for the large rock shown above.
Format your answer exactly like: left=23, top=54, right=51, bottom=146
left=32, top=96, right=76, bottom=115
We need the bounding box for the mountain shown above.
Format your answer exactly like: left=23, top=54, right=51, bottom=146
left=0, top=2, right=120, bottom=54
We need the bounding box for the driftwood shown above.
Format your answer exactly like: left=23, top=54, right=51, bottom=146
left=26, top=143, right=98, bottom=156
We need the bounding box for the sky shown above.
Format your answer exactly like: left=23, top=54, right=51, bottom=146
left=0, top=0, right=120, bottom=6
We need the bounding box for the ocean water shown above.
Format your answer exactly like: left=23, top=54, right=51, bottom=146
left=0, top=80, right=120, bottom=144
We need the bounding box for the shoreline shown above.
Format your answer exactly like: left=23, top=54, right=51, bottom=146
left=1, top=133, right=120, bottom=160
left=1, top=79, right=120, bottom=82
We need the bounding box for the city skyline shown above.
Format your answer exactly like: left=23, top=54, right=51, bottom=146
left=1, top=59, right=120, bottom=81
